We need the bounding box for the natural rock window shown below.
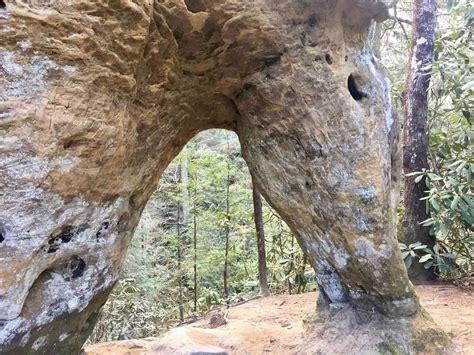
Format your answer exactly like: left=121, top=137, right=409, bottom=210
left=348, top=74, right=367, bottom=101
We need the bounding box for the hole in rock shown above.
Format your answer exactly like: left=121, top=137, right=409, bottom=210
left=63, top=137, right=88, bottom=150
left=0, top=232, right=4, bottom=243
left=325, top=53, right=333, bottom=65
left=47, top=239, right=60, bottom=253
left=69, top=257, right=86, bottom=279
left=95, top=222, right=110, bottom=241
left=263, top=54, right=282, bottom=67
left=58, top=226, right=75, bottom=243
left=184, top=0, right=205, bottom=13
left=347, top=74, right=367, bottom=101
left=0, top=1, right=5, bottom=9
left=308, top=15, right=317, bottom=27
left=89, top=129, right=316, bottom=342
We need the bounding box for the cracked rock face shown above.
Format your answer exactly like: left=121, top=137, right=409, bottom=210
left=0, top=0, right=419, bottom=353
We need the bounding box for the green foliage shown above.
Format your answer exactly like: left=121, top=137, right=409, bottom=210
left=401, top=2, right=473, bottom=276
left=89, top=130, right=315, bottom=343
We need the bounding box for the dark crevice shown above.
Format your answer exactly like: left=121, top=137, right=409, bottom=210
left=0, top=1, right=5, bottom=9
left=57, top=226, right=75, bottom=243
left=308, top=15, right=318, bottom=28
left=45, top=225, right=86, bottom=253
left=63, top=138, right=87, bottom=150
left=0, top=232, right=4, bottom=243
left=262, top=53, right=282, bottom=67
left=70, top=257, right=86, bottom=279
left=95, top=221, right=110, bottom=242
left=47, top=238, right=61, bottom=254
left=235, top=83, right=256, bottom=100
left=325, top=53, right=333, bottom=65
left=184, top=0, right=205, bottom=13
left=348, top=74, right=367, bottom=101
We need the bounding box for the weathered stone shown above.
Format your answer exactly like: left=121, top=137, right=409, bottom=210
left=0, top=0, right=449, bottom=353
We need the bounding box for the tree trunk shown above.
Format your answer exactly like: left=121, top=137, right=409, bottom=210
left=403, top=0, right=437, bottom=282
left=176, top=199, right=184, bottom=322
left=223, top=137, right=231, bottom=299
left=176, top=165, right=185, bottom=322
left=297, top=254, right=307, bottom=294
left=180, top=146, right=190, bottom=224
left=252, top=181, right=270, bottom=297
left=192, top=174, right=198, bottom=313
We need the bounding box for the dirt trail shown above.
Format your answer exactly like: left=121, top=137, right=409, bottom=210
left=83, top=285, right=473, bottom=354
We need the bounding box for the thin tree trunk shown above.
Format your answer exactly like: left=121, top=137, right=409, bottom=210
left=287, top=234, right=295, bottom=295
left=180, top=147, right=190, bottom=224
left=223, top=137, right=231, bottom=299
left=252, top=181, right=269, bottom=297
left=176, top=164, right=185, bottom=321
left=176, top=197, right=184, bottom=321
left=192, top=174, right=198, bottom=313
left=403, top=0, right=437, bottom=282
left=297, top=254, right=307, bottom=294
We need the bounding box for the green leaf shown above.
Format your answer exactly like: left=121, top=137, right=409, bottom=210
left=455, top=161, right=467, bottom=174
left=404, top=256, right=413, bottom=269
left=441, top=253, right=457, bottom=260
left=415, top=175, right=424, bottom=184
left=461, top=81, right=474, bottom=91
left=431, top=198, right=441, bottom=212
left=419, top=254, right=433, bottom=263
left=428, top=173, right=443, bottom=181
left=451, top=195, right=461, bottom=209
left=399, top=243, right=408, bottom=250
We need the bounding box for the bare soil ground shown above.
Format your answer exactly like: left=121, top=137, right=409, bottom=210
left=83, top=284, right=473, bottom=355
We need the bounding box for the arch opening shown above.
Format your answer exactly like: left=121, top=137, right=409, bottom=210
left=87, top=129, right=315, bottom=343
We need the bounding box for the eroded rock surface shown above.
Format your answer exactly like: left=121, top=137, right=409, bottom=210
left=0, top=0, right=444, bottom=353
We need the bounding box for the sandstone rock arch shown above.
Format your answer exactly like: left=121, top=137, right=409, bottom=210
left=0, top=0, right=449, bottom=353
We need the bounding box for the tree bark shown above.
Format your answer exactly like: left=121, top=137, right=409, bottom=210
left=176, top=198, right=184, bottom=322
left=180, top=146, right=190, bottom=224
left=403, top=0, right=437, bottom=282
left=223, top=136, right=231, bottom=299
left=252, top=181, right=270, bottom=297
left=192, top=174, right=198, bottom=312
left=176, top=164, right=185, bottom=321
